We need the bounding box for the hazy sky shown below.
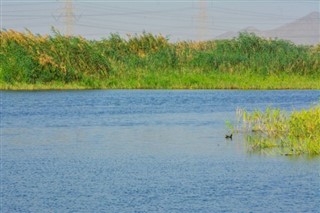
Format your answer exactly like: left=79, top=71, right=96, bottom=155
left=1, top=0, right=319, bottom=41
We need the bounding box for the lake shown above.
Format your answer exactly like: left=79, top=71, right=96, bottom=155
left=1, top=90, right=320, bottom=212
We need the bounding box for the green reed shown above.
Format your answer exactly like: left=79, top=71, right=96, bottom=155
left=234, top=105, right=320, bottom=155
left=1, top=30, right=319, bottom=89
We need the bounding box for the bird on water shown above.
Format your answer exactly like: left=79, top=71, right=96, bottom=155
left=225, top=134, right=232, bottom=140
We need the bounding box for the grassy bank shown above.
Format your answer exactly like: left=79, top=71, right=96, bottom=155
left=1, top=71, right=320, bottom=90
left=1, top=30, right=319, bottom=90
left=234, top=105, right=320, bottom=155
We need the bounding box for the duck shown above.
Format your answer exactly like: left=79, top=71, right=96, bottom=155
left=225, top=134, right=233, bottom=140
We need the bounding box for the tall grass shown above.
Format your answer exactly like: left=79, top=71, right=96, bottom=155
left=234, top=105, right=320, bottom=155
left=0, top=29, right=111, bottom=84
left=1, top=29, right=319, bottom=89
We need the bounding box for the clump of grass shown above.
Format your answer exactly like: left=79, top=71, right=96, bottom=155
left=234, top=105, right=320, bottom=155
left=0, top=29, right=111, bottom=84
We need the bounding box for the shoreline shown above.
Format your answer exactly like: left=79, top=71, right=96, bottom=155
left=1, top=74, right=319, bottom=91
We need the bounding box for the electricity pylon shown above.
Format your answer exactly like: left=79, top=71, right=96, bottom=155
left=198, top=0, right=208, bottom=41
left=65, top=0, right=73, bottom=36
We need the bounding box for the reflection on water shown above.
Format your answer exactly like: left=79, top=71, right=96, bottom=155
left=1, top=90, right=320, bottom=212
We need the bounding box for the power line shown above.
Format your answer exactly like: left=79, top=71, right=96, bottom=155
left=2, top=1, right=318, bottom=42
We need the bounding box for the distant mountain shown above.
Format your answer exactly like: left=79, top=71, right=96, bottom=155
left=215, top=12, right=320, bottom=45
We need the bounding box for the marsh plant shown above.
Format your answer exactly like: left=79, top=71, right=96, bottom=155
left=232, top=105, right=320, bottom=155
left=1, top=29, right=319, bottom=89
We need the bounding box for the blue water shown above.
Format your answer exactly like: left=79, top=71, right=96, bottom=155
left=1, top=90, right=320, bottom=212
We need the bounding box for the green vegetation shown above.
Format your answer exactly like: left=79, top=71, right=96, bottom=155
left=233, top=105, right=320, bottom=155
left=1, top=29, right=319, bottom=90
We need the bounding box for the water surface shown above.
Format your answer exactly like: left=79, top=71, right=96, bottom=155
left=1, top=90, right=319, bottom=212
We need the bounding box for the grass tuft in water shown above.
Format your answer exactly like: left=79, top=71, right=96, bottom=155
left=232, top=105, right=320, bottom=155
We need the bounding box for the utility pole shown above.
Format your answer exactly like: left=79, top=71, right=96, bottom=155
left=198, top=0, right=208, bottom=41
left=65, top=0, right=73, bottom=36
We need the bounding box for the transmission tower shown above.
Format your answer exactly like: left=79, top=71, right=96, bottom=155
left=65, top=0, right=73, bottom=36
left=198, top=0, right=208, bottom=41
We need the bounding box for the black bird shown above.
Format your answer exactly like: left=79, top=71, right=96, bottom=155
left=225, top=134, right=233, bottom=140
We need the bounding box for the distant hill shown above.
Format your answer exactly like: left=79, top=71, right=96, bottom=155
left=215, top=12, right=320, bottom=45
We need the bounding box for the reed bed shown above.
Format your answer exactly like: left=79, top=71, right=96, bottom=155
left=234, top=105, right=320, bottom=155
left=1, top=30, right=319, bottom=89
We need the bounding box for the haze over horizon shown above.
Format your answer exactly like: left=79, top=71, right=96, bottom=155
left=1, top=0, right=319, bottom=44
